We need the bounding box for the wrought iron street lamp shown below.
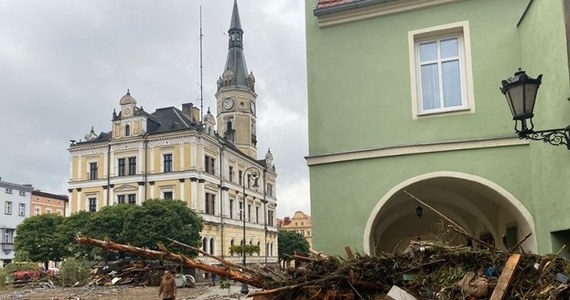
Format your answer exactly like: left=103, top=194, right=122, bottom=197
left=500, top=69, right=570, bottom=149
left=240, top=166, right=259, bottom=295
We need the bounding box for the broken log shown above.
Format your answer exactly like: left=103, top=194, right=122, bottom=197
left=76, top=235, right=266, bottom=288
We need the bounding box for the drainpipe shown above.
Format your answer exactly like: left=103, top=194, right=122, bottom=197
left=106, top=144, right=111, bottom=206
left=143, top=134, right=149, bottom=201
left=219, top=143, right=225, bottom=259
left=263, top=167, right=267, bottom=265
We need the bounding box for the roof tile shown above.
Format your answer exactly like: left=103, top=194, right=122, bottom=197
left=317, top=0, right=356, bottom=9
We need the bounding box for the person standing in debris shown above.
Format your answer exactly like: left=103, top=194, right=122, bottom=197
left=158, top=269, right=177, bottom=300
left=211, top=272, right=217, bottom=286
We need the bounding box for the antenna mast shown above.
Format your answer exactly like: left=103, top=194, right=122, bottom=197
left=199, top=6, right=204, bottom=123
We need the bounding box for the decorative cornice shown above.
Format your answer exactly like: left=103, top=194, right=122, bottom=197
left=315, top=0, right=464, bottom=27
left=306, top=137, right=529, bottom=166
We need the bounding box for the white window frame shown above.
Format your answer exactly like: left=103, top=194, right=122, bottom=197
left=408, top=21, right=474, bottom=119
left=34, top=205, right=41, bottom=216
left=5, top=201, right=12, bottom=215
left=18, top=203, right=25, bottom=216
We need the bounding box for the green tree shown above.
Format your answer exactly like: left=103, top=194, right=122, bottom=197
left=86, top=203, right=133, bottom=260
left=278, top=230, right=310, bottom=267
left=123, top=199, right=203, bottom=256
left=14, top=214, right=65, bottom=269
left=54, top=211, right=93, bottom=258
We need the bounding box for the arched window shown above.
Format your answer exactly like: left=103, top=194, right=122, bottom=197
left=202, top=237, right=208, bottom=253
left=125, top=124, right=130, bottom=136
left=257, top=241, right=260, bottom=256
left=209, top=238, right=215, bottom=255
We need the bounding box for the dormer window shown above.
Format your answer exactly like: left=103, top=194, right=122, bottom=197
left=125, top=124, right=130, bottom=136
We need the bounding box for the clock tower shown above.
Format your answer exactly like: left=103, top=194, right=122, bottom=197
left=215, top=0, right=258, bottom=159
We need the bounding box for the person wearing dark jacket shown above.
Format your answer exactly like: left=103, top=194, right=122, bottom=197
left=158, top=270, right=177, bottom=300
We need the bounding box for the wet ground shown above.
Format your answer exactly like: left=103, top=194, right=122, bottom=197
left=0, top=282, right=255, bottom=300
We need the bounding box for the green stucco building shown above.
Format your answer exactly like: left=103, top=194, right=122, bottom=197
left=305, top=0, right=570, bottom=256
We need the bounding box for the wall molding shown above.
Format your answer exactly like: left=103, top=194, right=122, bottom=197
left=306, top=137, right=529, bottom=166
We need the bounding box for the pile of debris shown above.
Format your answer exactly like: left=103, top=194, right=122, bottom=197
left=88, top=260, right=166, bottom=286
left=77, top=236, right=570, bottom=299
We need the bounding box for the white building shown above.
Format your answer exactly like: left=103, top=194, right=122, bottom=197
left=0, top=179, right=33, bottom=267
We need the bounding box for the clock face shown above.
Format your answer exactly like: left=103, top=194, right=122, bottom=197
left=123, top=108, right=131, bottom=116
left=250, top=101, right=255, bottom=114
left=222, top=98, right=234, bottom=110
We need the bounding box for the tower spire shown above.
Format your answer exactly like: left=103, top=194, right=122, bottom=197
left=218, top=0, right=253, bottom=91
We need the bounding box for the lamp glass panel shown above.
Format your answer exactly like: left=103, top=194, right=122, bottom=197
left=507, top=84, right=525, bottom=117
left=524, top=83, right=538, bottom=115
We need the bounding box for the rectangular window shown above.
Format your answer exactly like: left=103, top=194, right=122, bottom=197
left=34, top=206, right=40, bottom=216
left=88, top=198, right=97, bottom=212
left=19, top=191, right=26, bottom=196
left=128, top=194, right=136, bottom=205
left=229, top=199, right=234, bottom=219
left=267, top=183, right=273, bottom=197
left=5, top=188, right=12, bottom=194
left=239, top=171, right=243, bottom=185
left=118, top=158, right=126, bottom=176
left=46, top=207, right=52, bottom=214
left=247, top=204, right=251, bottom=222
left=205, top=193, right=216, bottom=215
left=205, top=156, right=216, bottom=175
left=3, top=229, right=14, bottom=243
left=163, top=191, right=173, bottom=200
left=117, top=195, right=125, bottom=204
left=5, top=201, right=12, bottom=215
left=417, top=37, right=463, bottom=112
left=255, top=206, right=259, bottom=223
left=229, top=166, right=234, bottom=182
left=239, top=202, right=243, bottom=221
left=89, top=162, right=98, bottom=180
left=409, top=21, right=473, bottom=117
left=128, top=157, right=137, bottom=175
left=268, top=210, right=274, bottom=226
left=18, top=203, right=25, bottom=216
left=163, top=154, right=172, bottom=173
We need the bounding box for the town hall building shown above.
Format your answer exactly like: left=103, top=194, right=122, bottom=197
left=68, top=0, right=278, bottom=264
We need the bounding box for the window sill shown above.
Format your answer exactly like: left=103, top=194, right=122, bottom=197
left=416, top=107, right=472, bottom=118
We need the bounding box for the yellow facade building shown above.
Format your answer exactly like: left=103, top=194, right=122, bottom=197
left=67, top=1, right=278, bottom=265
left=279, top=211, right=312, bottom=249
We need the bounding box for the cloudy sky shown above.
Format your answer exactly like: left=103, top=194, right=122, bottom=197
left=0, top=0, right=309, bottom=218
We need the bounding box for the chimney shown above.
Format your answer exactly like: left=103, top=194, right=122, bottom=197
left=181, top=103, right=194, bottom=121
left=284, top=217, right=291, bottom=225
left=192, top=107, right=200, bottom=123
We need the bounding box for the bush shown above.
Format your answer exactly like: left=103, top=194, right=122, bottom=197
left=60, top=258, right=91, bottom=287
left=0, top=269, right=12, bottom=290
left=229, top=244, right=260, bottom=256
left=3, top=261, right=40, bottom=273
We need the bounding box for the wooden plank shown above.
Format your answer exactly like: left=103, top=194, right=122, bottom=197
left=345, top=246, right=354, bottom=259
left=489, top=253, right=521, bottom=300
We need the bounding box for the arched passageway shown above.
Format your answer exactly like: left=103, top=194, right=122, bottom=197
left=364, top=172, right=536, bottom=254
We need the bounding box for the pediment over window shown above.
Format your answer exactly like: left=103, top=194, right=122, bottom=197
left=114, top=184, right=138, bottom=192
